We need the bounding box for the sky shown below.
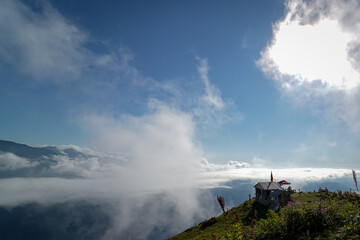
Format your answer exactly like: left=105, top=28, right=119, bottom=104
left=1, top=0, right=360, bottom=238
left=1, top=0, right=360, bottom=169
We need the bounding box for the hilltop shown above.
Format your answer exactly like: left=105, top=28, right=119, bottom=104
left=169, top=191, right=360, bottom=240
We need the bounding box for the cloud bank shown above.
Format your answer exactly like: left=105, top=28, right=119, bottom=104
left=0, top=152, right=37, bottom=170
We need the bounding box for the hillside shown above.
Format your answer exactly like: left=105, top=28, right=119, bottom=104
left=169, top=191, right=360, bottom=240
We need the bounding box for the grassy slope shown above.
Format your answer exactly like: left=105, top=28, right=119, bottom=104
left=169, top=197, right=264, bottom=240
left=169, top=192, right=360, bottom=240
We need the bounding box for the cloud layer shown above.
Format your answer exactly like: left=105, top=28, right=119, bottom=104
left=0, top=152, right=36, bottom=170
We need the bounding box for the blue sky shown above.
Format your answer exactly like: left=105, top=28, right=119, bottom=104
left=1, top=0, right=360, bottom=169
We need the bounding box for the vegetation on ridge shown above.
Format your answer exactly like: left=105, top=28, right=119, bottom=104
left=169, top=191, right=360, bottom=240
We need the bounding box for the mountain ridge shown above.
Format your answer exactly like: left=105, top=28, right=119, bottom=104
left=0, top=140, right=57, bottom=159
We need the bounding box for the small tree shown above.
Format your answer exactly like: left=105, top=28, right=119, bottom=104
left=217, top=195, right=225, bottom=213
left=353, top=169, right=358, bottom=192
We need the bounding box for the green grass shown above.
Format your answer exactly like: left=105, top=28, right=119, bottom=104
left=169, top=198, right=257, bottom=240
left=169, top=192, right=360, bottom=240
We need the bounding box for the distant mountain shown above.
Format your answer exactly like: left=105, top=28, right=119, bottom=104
left=0, top=139, right=129, bottom=179
left=301, top=181, right=352, bottom=193
left=0, top=140, right=89, bottom=178
left=209, top=180, right=256, bottom=209
left=0, top=140, right=57, bottom=159
left=43, top=146, right=89, bottom=159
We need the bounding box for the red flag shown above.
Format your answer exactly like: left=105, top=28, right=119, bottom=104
left=278, top=180, right=291, bottom=186
left=353, top=170, right=358, bottom=192
left=271, top=171, right=273, bottom=182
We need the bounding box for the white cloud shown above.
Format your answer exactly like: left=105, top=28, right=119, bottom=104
left=258, top=0, right=360, bottom=91
left=197, top=157, right=353, bottom=190
left=200, top=166, right=352, bottom=190
left=50, top=155, right=102, bottom=177
left=0, top=0, right=92, bottom=81
left=251, top=156, right=266, bottom=167
left=196, top=57, right=225, bottom=109
left=294, top=143, right=307, bottom=155
left=56, top=144, right=127, bottom=162
left=258, top=0, right=360, bottom=135
left=200, top=158, right=250, bottom=171
left=80, top=99, right=203, bottom=191
left=0, top=176, right=212, bottom=239
left=0, top=0, right=124, bottom=83
left=322, top=89, right=360, bottom=135
left=0, top=0, right=170, bottom=100
left=56, top=144, right=87, bottom=153
left=0, top=146, right=127, bottom=178
left=48, top=153, right=127, bottom=179
left=0, top=163, right=353, bottom=206
left=193, top=57, right=242, bottom=127
left=0, top=152, right=37, bottom=170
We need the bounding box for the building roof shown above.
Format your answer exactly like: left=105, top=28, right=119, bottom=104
left=254, top=182, right=284, bottom=191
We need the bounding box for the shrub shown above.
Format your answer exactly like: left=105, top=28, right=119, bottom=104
left=200, top=217, right=217, bottom=230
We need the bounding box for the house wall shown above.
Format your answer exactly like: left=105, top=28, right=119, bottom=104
left=256, top=197, right=270, bottom=206
left=255, top=188, right=271, bottom=206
